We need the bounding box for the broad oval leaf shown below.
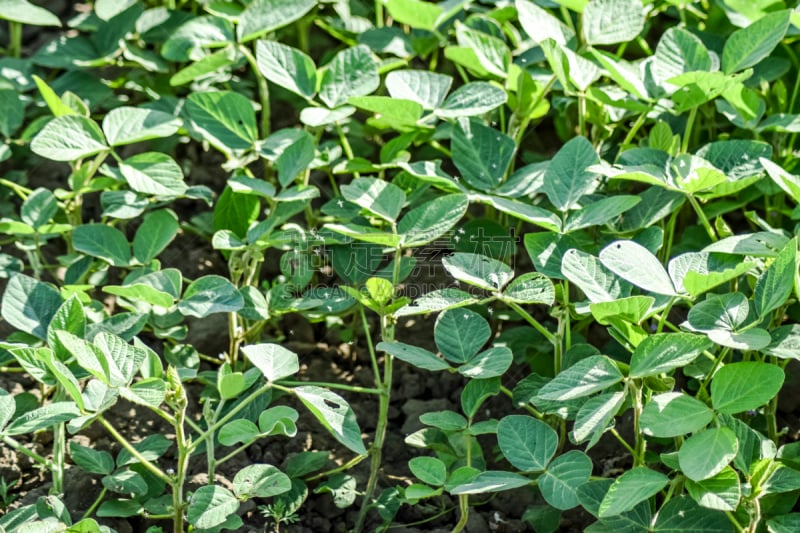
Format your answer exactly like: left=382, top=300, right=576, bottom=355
left=722, top=10, right=791, bottom=74
left=341, top=177, right=406, bottom=223
left=497, top=415, right=558, bottom=472
left=678, top=427, right=738, bottom=482
left=31, top=115, right=108, bottom=161
left=685, top=467, right=741, bottom=511
left=599, top=240, right=676, bottom=296
left=1, top=274, right=62, bottom=340
left=376, top=341, right=451, bottom=371
left=73, top=224, right=131, bottom=266
left=102, top=107, right=181, bottom=146
left=630, top=332, right=712, bottom=378
left=386, top=69, right=452, bottom=109
left=711, top=361, right=784, bottom=415
left=458, top=346, right=513, bottom=379
left=640, top=393, right=713, bottom=438
left=319, top=45, right=379, bottom=109
left=186, top=485, right=239, bottom=530
left=294, top=386, right=366, bottom=455
left=442, top=252, right=514, bottom=291
left=538, top=356, right=623, bottom=401
left=6, top=402, right=81, bottom=435
left=540, top=450, right=593, bottom=510
left=237, top=0, right=316, bottom=43
left=185, top=91, right=257, bottom=152
left=119, top=152, right=187, bottom=197
left=542, top=136, right=599, bottom=211
left=255, top=40, right=317, bottom=99
left=452, top=118, right=515, bottom=191
left=178, top=275, right=244, bottom=318
left=0, top=0, right=60, bottom=26
left=449, top=470, right=531, bottom=494
left=409, top=456, right=447, bottom=486
left=583, top=0, right=644, bottom=46
left=502, top=272, right=555, bottom=305
left=435, top=81, right=507, bottom=118
left=233, top=464, right=292, bottom=499
left=434, top=308, right=490, bottom=364
left=241, top=343, right=299, bottom=382
left=598, top=467, right=669, bottom=518
left=398, top=194, right=469, bottom=247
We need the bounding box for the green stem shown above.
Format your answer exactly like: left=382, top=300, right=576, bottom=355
left=8, top=22, right=22, bottom=58
left=620, top=110, right=649, bottom=148
left=238, top=44, right=270, bottom=138
left=609, top=428, right=636, bottom=457
left=630, top=382, right=646, bottom=466
left=506, top=301, right=558, bottom=346
left=681, top=107, right=697, bottom=154
left=189, top=383, right=272, bottom=454
left=98, top=417, right=172, bottom=485
left=306, top=455, right=366, bottom=482
left=578, top=92, right=587, bottom=138
left=360, top=306, right=383, bottom=387
left=81, top=487, right=108, bottom=521
left=51, top=422, right=65, bottom=495
left=687, top=194, right=718, bottom=242
left=375, top=0, right=384, bottom=27
left=278, top=380, right=382, bottom=394
left=2, top=436, right=49, bottom=465
left=500, top=386, right=544, bottom=419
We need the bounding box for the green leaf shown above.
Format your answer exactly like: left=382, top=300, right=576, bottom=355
left=218, top=371, right=246, bottom=400
left=538, top=356, right=623, bottom=401
left=121, top=378, right=166, bottom=408
left=349, top=96, right=424, bottom=129
left=386, top=70, right=452, bottom=109
left=687, top=292, right=750, bottom=332
left=542, top=136, right=599, bottom=211
left=722, top=10, right=791, bottom=74
left=768, top=514, right=800, bottom=533
left=461, top=377, right=501, bottom=419
left=241, top=343, right=299, bottom=381
left=383, top=0, right=443, bottom=31
left=707, top=328, right=772, bottom=351
left=434, top=308, right=490, bottom=364
left=669, top=252, right=755, bottom=297
left=6, top=402, right=81, bottom=435
left=653, top=496, right=732, bottom=532
left=73, top=224, right=131, bottom=266
left=377, top=342, right=450, bottom=371
left=572, top=391, right=626, bottom=448
left=516, top=0, right=574, bottom=46
left=255, top=40, right=316, bottom=99
left=119, top=152, right=187, bottom=197
left=0, top=0, right=60, bottom=26
left=101, top=107, right=181, bottom=147
left=641, top=393, right=714, bottom=438
left=398, top=193, right=469, bottom=247
left=186, top=485, right=239, bottom=530
left=685, top=468, right=740, bottom=511
left=294, top=386, right=366, bottom=455
left=31, top=115, right=108, bottom=161
left=1, top=274, right=62, bottom=339
left=102, top=469, right=148, bottom=496
left=711, top=361, right=784, bottom=414
left=583, top=0, right=645, bottom=46
left=161, top=15, right=233, bottom=62
left=563, top=195, right=641, bottom=233
left=459, top=346, right=513, bottom=379
left=679, top=427, right=738, bottom=481
left=116, top=433, right=171, bottom=466
left=341, top=177, right=406, bottom=223
left=258, top=405, right=298, bottom=437
left=0, top=89, right=26, bottom=137
left=214, top=187, right=260, bottom=239
left=651, top=27, right=711, bottom=86
left=754, top=237, right=796, bottom=317
left=454, top=22, right=509, bottom=78
left=452, top=118, right=515, bottom=191
left=218, top=419, right=260, bottom=446
left=600, top=240, right=676, bottom=296
left=435, top=81, right=507, bottom=118
left=170, top=47, right=236, bottom=86
left=233, top=464, right=291, bottom=499
left=0, top=392, right=15, bottom=431
left=502, top=273, right=555, bottom=305
left=70, top=441, right=114, bottom=475
left=761, top=158, right=800, bottom=204
left=236, top=0, right=316, bottom=43
left=409, top=457, right=447, bottom=486
left=497, top=415, right=558, bottom=472
left=319, top=45, right=379, bottom=109
left=260, top=128, right=315, bottom=186
left=419, top=410, right=468, bottom=431
left=395, top=289, right=479, bottom=317
left=630, top=333, right=712, bottom=378
left=599, top=467, right=669, bottom=518
left=20, top=188, right=57, bottom=229
left=442, top=252, right=514, bottom=291
left=186, top=91, right=257, bottom=152
left=178, top=275, right=244, bottom=318
left=561, top=249, right=631, bottom=303
left=449, top=470, right=532, bottom=494
left=766, top=324, right=800, bottom=360
left=133, top=210, right=179, bottom=263
left=540, top=450, right=593, bottom=510
left=589, top=295, right=654, bottom=326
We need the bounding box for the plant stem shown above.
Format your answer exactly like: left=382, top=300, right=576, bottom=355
left=687, top=194, right=718, bottom=242
left=189, top=383, right=272, bottom=454
left=630, top=382, right=646, bottom=466
left=51, top=421, right=65, bottom=495
left=499, top=386, right=544, bottom=419
left=306, top=454, right=366, bottom=482
left=81, top=487, right=107, bottom=521
left=8, top=22, right=22, bottom=58
left=2, top=436, right=49, bottom=465
left=681, top=107, right=697, bottom=154
left=278, top=380, right=382, bottom=394
left=238, top=44, right=270, bottom=138
left=506, top=301, right=558, bottom=345
left=98, top=417, right=172, bottom=485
